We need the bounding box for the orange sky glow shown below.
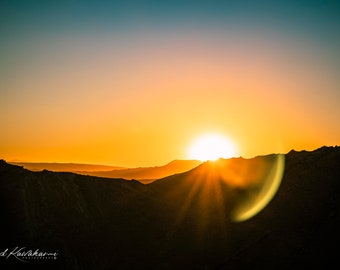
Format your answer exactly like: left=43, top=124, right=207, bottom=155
left=1, top=3, right=339, bottom=167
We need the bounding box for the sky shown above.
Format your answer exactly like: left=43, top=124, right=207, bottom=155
left=1, top=0, right=339, bottom=167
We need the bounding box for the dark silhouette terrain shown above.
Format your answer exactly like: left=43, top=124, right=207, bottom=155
left=0, top=146, right=339, bottom=269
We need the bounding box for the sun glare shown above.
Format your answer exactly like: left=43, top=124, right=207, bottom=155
left=188, top=134, right=237, bottom=161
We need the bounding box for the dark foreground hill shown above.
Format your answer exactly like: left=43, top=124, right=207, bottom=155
left=0, top=146, right=339, bottom=269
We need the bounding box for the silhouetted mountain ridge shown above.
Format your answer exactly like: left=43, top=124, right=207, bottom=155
left=0, top=146, right=339, bottom=269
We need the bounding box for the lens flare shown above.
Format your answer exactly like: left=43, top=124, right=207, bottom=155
left=231, top=154, right=285, bottom=222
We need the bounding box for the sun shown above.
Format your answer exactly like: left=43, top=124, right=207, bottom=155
left=188, top=133, right=237, bottom=161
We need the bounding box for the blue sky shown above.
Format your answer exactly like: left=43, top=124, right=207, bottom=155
left=1, top=1, right=339, bottom=38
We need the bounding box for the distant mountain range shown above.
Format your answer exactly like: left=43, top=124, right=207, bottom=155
left=10, top=160, right=202, bottom=184
left=0, top=146, right=339, bottom=269
left=9, top=162, right=125, bottom=172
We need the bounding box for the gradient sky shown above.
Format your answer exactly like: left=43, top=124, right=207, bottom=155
left=1, top=0, right=339, bottom=167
